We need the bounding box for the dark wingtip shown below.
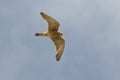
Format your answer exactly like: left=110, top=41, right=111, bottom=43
left=40, top=12, right=44, bottom=15
left=56, top=59, right=60, bottom=61
left=56, top=55, right=60, bottom=61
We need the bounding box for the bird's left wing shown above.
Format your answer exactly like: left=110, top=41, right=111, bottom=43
left=50, top=36, right=65, bottom=61
left=40, top=12, right=60, bottom=31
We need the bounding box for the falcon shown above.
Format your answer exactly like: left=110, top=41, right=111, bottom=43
left=35, top=12, right=65, bottom=61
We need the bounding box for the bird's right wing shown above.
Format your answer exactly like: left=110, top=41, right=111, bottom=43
left=40, top=12, right=60, bottom=31
left=50, top=36, right=65, bottom=61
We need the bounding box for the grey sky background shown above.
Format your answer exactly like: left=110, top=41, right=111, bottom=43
left=0, top=0, right=120, bottom=80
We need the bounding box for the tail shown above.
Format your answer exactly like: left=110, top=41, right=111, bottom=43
left=35, top=32, right=48, bottom=36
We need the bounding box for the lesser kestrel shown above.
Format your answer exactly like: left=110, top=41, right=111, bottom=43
left=35, top=12, right=65, bottom=61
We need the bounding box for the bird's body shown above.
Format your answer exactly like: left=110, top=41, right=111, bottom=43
left=35, top=12, right=65, bottom=61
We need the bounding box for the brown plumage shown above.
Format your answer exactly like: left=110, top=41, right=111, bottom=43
left=35, top=12, right=65, bottom=61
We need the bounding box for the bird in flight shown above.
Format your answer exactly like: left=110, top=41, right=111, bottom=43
left=35, top=12, right=65, bottom=61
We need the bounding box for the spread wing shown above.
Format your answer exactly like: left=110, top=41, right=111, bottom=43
left=50, top=36, right=65, bottom=61
left=40, top=12, right=60, bottom=31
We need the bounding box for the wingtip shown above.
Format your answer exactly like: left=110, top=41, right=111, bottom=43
left=40, top=12, right=44, bottom=15
left=40, top=12, right=46, bottom=19
left=56, top=58, right=60, bottom=61
left=56, top=54, right=61, bottom=61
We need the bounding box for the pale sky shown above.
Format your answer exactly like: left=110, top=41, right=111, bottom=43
left=0, top=0, right=120, bottom=80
